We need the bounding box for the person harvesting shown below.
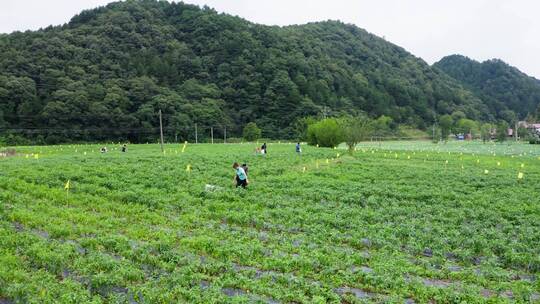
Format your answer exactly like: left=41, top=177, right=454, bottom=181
left=232, top=162, right=249, bottom=188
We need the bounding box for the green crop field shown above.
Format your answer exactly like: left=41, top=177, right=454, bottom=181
left=1, top=141, right=539, bottom=303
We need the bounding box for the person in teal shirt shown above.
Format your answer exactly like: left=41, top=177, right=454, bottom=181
left=232, top=162, right=248, bottom=188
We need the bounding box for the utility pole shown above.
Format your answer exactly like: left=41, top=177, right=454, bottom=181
left=195, top=123, right=198, bottom=144
left=224, top=126, right=227, bottom=144
left=515, top=121, right=518, bottom=142
left=211, top=127, right=214, bottom=144
left=159, top=109, right=164, bottom=152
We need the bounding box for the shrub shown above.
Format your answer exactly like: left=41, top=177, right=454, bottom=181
left=307, top=118, right=344, bottom=147
left=242, top=122, right=262, bottom=142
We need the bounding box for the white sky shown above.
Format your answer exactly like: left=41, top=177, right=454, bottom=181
left=1, top=0, right=539, bottom=78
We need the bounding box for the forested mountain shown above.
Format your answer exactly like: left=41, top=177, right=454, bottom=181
left=434, top=55, right=540, bottom=121
left=0, top=0, right=502, bottom=143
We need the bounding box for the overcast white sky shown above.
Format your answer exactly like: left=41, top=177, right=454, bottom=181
left=1, top=0, right=539, bottom=78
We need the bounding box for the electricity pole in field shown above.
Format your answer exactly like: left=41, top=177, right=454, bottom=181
left=224, top=126, right=227, bottom=144
left=195, top=123, right=198, bottom=144
left=159, top=109, right=164, bottom=152
left=211, top=127, right=214, bottom=144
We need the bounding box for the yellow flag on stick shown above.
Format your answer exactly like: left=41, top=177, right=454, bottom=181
left=64, top=180, right=70, bottom=191
left=34, top=154, right=39, bottom=159
left=497, top=162, right=501, bottom=166
left=484, top=169, right=489, bottom=174
left=336, top=153, right=340, bottom=158
left=326, top=159, right=329, bottom=164
left=186, top=164, right=192, bottom=172
left=182, top=141, right=187, bottom=153
left=518, top=172, right=524, bottom=179
left=521, top=163, right=525, bottom=168
left=302, top=166, right=306, bottom=173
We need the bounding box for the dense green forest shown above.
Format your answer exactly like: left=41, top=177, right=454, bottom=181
left=434, top=55, right=540, bottom=122
left=0, top=0, right=537, bottom=143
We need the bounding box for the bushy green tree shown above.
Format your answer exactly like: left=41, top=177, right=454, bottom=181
left=439, top=114, right=454, bottom=142
left=372, top=115, right=393, bottom=137
left=340, top=115, right=373, bottom=153
left=480, top=123, right=493, bottom=143
left=454, top=118, right=478, bottom=137
left=242, top=122, right=261, bottom=141
left=496, top=121, right=508, bottom=142
left=293, top=116, right=318, bottom=141
left=307, top=118, right=344, bottom=148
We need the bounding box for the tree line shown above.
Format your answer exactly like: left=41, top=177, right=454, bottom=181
left=0, top=0, right=523, bottom=145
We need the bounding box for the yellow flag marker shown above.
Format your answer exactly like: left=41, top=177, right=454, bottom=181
left=64, top=180, right=70, bottom=191
left=445, top=160, right=449, bottom=164
left=461, top=165, right=464, bottom=170
left=407, top=155, right=411, bottom=159
left=25, top=154, right=29, bottom=159
left=302, top=166, right=306, bottom=173
left=186, top=164, right=192, bottom=172
left=371, top=150, right=374, bottom=154
left=337, top=153, right=340, bottom=158
left=497, top=162, right=501, bottom=166
left=521, top=163, right=525, bottom=168
left=518, top=172, right=524, bottom=179
left=34, top=154, right=39, bottom=159
left=484, top=169, right=489, bottom=174
left=84, top=151, right=87, bottom=155
left=476, top=159, right=480, bottom=163
left=395, top=153, right=398, bottom=158
left=316, top=144, right=319, bottom=148
left=326, top=159, right=329, bottom=164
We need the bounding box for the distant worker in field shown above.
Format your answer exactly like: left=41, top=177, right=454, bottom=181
left=296, top=142, right=301, bottom=154
left=233, top=162, right=249, bottom=188
left=121, top=144, right=127, bottom=152
left=261, top=143, right=267, bottom=155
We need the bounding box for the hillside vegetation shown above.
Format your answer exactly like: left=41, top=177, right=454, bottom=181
left=0, top=0, right=496, bottom=143
left=434, top=55, right=540, bottom=121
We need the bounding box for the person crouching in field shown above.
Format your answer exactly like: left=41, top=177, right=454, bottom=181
left=233, top=162, right=249, bottom=188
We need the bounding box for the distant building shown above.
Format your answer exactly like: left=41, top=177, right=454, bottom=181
left=518, top=121, right=540, bottom=132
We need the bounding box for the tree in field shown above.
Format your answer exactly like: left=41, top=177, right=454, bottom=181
left=496, top=121, right=508, bottom=142
left=293, top=116, right=317, bottom=141
left=243, top=122, right=262, bottom=141
left=439, top=114, right=454, bottom=142
left=307, top=118, right=344, bottom=148
left=372, top=115, right=393, bottom=138
left=340, top=115, right=373, bottom=153
left=454, top=118, right=478, bottom=137
left=480, top=123, right=493, bottom=143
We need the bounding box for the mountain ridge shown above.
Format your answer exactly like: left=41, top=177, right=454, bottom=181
left=434, top=54, right=540, bottom=120
left=0, top=0, right=537, bottom=143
